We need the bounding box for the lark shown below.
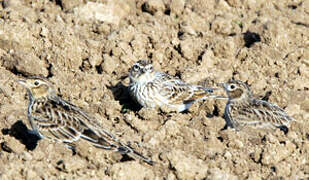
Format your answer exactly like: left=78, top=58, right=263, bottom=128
left=18, top=76, right=153, bottom=165
left=222, top=80, right=295, bottom=131
left=129, top=59, right=223, bottom=112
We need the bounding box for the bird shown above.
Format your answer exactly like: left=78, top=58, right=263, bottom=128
left=221, top=80, right=295, bottom=131
left=128, top=59, right=224, bottom=112
left=17, top=76, right=154, bottom=165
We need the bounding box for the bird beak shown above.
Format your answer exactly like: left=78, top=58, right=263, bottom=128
left=207, top=86, right=228, bottom=100
left=210, top=95, right=228, bottom=99
left=17, top=79, right=27, bottom=87
left=218, top=82, right=227, bottom=90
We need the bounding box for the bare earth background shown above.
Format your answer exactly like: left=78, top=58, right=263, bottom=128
left=0, top=0, right=308, bottom=179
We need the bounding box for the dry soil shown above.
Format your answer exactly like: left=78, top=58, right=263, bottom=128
left=0, top=0, right=308, bottom=179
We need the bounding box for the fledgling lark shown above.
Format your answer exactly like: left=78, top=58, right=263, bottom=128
left=18, top=76, right=154, bottom=165
left=129, top=59, right=223, bottom=112
left=222, top=80, right=295, bottom=131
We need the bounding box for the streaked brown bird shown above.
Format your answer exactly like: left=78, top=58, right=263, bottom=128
left=222, top=80, right=295, bottom=131
left=18, top=76, right=153, bottom=165
left=129, top=59, right=223, bottom=112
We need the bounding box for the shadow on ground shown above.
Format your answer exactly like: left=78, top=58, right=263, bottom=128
left=1, top=120, right=41, bottom=151
left=107, top=81, right=142, bottom=112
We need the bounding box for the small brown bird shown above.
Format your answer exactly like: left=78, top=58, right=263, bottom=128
left=129, top=59, right=223, bottom=112
left=222, top=80, right=295, bottom=131
left=18, top=76, right=153, bottom=165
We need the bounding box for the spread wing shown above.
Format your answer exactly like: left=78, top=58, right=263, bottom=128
left=154, top=72, right=215, bottom=105
left=230, top=99, right=295, bottom=128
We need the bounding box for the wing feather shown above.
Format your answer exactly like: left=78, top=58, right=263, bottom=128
left=154, top=72, right=214, bottom=105
left=230, top=99, right=294, bottom=128
left=30, top=95, right=154, bottom=165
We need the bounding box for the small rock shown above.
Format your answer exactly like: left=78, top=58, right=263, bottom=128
left=2, top=0, right=23, bottom=8
left=285, top=104, right=300, bottom=117
left=287, top=131, right=298, bottom=139
left=170, top=0, right=185, bottom=15
left=275, top=161, right=292, bottom=177
left=205, top=136, right=225, bottom=155
left=247, top=171, right=262, bottom=180
left=137, top=108, right=159, bottom=121
left=225, top=0, right=243, bottom=7
left=141, top=0, right=165, bottom=15
left=64, top=157, right=87, bottom=172
left=212, top=17, right=233, bottom=35
left=21, top=152, right=33, bottom=161
left=74, top=1, right=131, bottom=25
left=4, top=138, right=24, bottom=154
left=223, top=151, right=232, bottom=159
left=207, top=168, right=238, bottom=180
left=40, top=27, right=49, bottom=37
left=109, top=161, right=154, bottom=180
left=102, top=54, right=117, bottom=74
left=3, top=49, right=48, bottom=76
left=166, top=172, right=177, bottom=180
left=213, top=37, right=237, bottom=58
left=167, top=150, right=208, bottom=179
left=180, top=38, right=196, bottom=60
left=261, top=142, right=295, bottom=165
left=57, top=0, right=83, bottom=11
left=25, top=169, right=38, bottom=180
left=250, top=148, right=262, bottom=163
left=228, top=138, right=244, bottom=149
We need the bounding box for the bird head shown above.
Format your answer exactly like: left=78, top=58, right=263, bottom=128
left=18, top=76, right=56, bottom=100
left=221, top=80, right=252, bottom=102
left=129, top=59, right=154, bottom=83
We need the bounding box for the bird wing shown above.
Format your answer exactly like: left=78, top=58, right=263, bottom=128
left=155, top=73, right=214, bottom=105
left=230, top=99, right=295, bottom=127
left=252, top=99, right=295, bottom=125
left=31, top=96, right=99, bottom=143
left=31, top=95, right=154, bottom=165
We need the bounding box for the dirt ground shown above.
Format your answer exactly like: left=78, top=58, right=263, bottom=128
left=0, top=0, right=308, bottom=179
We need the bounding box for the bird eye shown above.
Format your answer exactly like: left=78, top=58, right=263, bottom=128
left=34, top=81, right=40, bottom=86
left=230, top=84, right=236, bottom=89
left=133, top=65, right=140, bottom=71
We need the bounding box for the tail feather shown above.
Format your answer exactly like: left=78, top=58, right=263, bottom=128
left=118, top=146, right=155, bottom=165
left=93, top=139, right=154, bottom=165
left=81, top=128, right=154, bottom=165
